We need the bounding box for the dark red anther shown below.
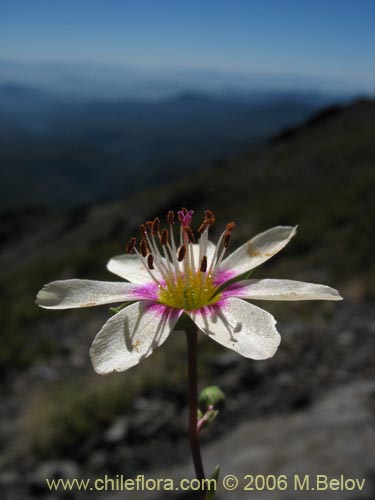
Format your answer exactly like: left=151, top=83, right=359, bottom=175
left=226, top=222, right=235, bottom=232
left=204, top=209, right=216, bottom=225
left=140, top=239, right=148, bottom=257
left=184, top=226, right=196, bottom=243
left=152, top=217, right=160, bottom=235
left=167, top=210, right=175, bottom=225
left=177, top=245, right=186, bottom=262
left=126, top=237, right=137, bottom=254
left=147, top=254, right=154, bottom=270
left=160, top=228, right=168, bottom=246
left=200, top=256, right=208, bottom=273
left=145, top=220, right=153, bottom=230
left=139, top=224, right=147, bottom=239
left=198, top=221, right=208, bottom=234
left=223, top=231, right=231, bottom=248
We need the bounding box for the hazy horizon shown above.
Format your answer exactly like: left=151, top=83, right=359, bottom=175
left=1, top=58, right=373, bottom=101
left=1, top=0, right=374, bottom=99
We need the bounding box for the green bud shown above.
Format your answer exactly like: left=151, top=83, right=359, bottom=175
left=199, top=385, right=225, bottom=411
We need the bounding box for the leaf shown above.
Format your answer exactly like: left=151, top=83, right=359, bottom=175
left=109, top=302, right=130, bottom=315
left=205, top=465, right=220, bottom=500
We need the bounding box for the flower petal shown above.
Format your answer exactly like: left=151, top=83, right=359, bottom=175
left=220, top=226, right=297, bottom=277
left=36, top=280, right=149, bottom=309
left=188, top=297, right=280, bottom=360
left=107, top=254, right=164, bottom=283
left=90, top=301, right=182, bottom=374
left=223, top=279, right=343, bottom=301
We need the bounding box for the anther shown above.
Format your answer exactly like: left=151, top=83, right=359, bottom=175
left=167, top=210, right=175, bottom=225
left=126, top=237, right=137, bottom=254
left=147, top=254, right=154, bottom=270
left=200, top=256, right=208, bottom=273
left=223, top=231, right=231, bottom=248
left=140, top=239, right=148, bottom=257
left=160, top=228, right=169, bottom=246
left=139, top=224, right=147, bottom=239
left=184, top=226, right=196, bottom=243
left=177, top=245, right=186, bottom=262
left=145, top=221, right=153, bottom=230
left=204, top=209, right=216, bottom=225
left=152, top=218, right=160, bottom=235
left=226, top=222, right=235, bottom=232
left=198, top=221, right=208, bottom=234
left=181, top=207, right=188, bottom=215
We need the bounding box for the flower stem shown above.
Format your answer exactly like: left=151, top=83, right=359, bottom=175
left=185, top=326, right=206, bottom=493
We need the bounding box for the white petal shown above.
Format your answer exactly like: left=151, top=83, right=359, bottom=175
left=90, top=301, right=181, bottom=374
left=188, top=297, right=280, bottom=360
left=220, top=226, right=297, bottom=277
left=36, top=280, right=144, bottom=309
left=107, top=254, right=164, bottom=283
left=191, top=240, right=216, bottom=269
left=224, top=279, right=343, bottom=301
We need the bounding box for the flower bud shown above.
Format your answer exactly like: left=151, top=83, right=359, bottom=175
left=198, top=385, right=225, bottom=411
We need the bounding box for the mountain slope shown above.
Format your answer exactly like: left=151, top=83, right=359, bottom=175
left=0, top=98, right=374, bottom=377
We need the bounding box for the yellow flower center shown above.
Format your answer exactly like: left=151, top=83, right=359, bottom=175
left=158, top=271, right=221, bottom=310
left=126, top=208, right=235, bottom=311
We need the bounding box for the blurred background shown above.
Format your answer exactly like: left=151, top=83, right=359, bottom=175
left=0, top=1, right=374, bottom=499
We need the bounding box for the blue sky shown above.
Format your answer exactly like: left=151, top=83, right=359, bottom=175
left=0, top=0, right=374, bottom=93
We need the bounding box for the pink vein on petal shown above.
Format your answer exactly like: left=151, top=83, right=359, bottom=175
left=131, top=282, right=160, bottom=301
left=192, top=298, right=229, bottom=317
left=220, top=282, right=248, bottom=299
left=213, top=270, right=236, bottom=287
left=145, top=302, right=183, bottom=320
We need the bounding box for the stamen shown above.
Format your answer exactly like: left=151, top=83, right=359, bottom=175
left=204, top=209, right=216, bottom=225
left=126, top=237, right=137, bottom=254
left=140, top=239, right=148, bottom=257
left=128, top=209, right=232, bottom=310
left=223, top=231, right=231, bottom=248
left=198, top=221, right=208, bottom=234
left=200, top=256, right=207, bottom=273
left=152, top=217, right=160, bottom=235
left=177, top=245, right=186, bottom=262
left=133, top=247, right=163, bottom=287
left=167, top=210, right=175, bottom=225
left=147, top=254, right=154, bottom=270
left=139, top=224, right=147, bottom=240
left=184, top=226, right=195, bottom=243
left=160, top=228, right=169, bottom=246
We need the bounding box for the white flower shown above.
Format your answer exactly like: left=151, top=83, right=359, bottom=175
left=36, top=209, right=342, bottom=375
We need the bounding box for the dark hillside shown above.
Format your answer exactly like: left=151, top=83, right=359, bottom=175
left=0, top=99, right=373, bottom=500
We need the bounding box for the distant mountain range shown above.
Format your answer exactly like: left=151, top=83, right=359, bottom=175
left=0, top=83, right=349, bottom=209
